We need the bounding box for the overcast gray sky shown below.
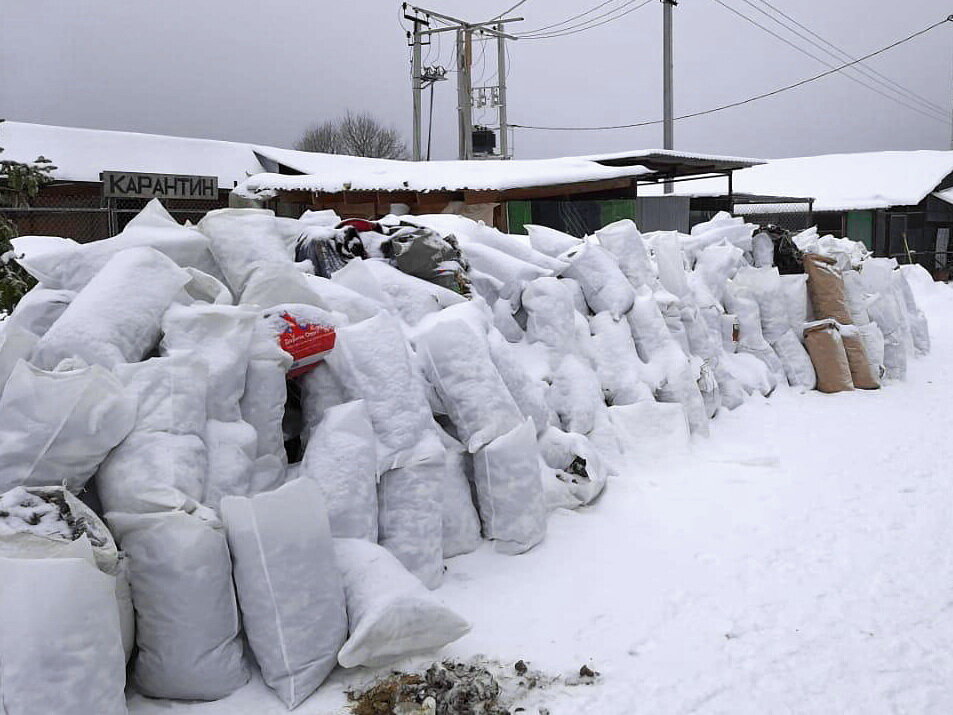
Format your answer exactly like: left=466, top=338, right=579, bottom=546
left=1, top=0, right=950, bottom=160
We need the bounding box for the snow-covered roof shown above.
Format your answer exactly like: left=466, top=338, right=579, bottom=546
left=239, top=146, right=763, bottom=196
left=0, top=121, right=266, bottom=189
left=243, top=149, right=656, bottom=195
left=647, top=150, right=953, bottom=212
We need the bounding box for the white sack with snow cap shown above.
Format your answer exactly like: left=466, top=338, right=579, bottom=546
left=547, top=353, right=605, bottom=435
left=301, top=400, right=378, bottom=542
left=240, top=261, right=325, bottom=309
left=0, top=324, right=37, bottom=396
left=732, top=266, right=791, bottom=343
left=326, top=313, right=442, bottom=472
left=299, top=361, right=349, bottom=448
left=437, top=428, right=482, bottom=558
left=842, top=270, right=871, bottom=326
left=525, top=223, right=583, bottom=258
left=304, top=273, right=382, bottom=322
left=161, top=303, right=257, bottom=422
left=487, top=330, right=557, bottom=434
left=694, top=243, right=745, bottom=307
left=596, top=219, right=656, bottom=289
left=720, top=351, right=777, bottom=396
left=241, top=314, right=294, bottom=463
left=492, top=299, right=525, bottom=342
left=378, top=450, right=445, bottom=589
left=203, top=419, right=257, bottom=508
left=0, top=359, right=135, bottom=493
left=365, top=258, right=468, bottom=325
left=654, top=231, right=690, bottom=299
left=471, top=419, right=547, bottom=555
left=724, top=283, right=785, bottom=379
left=107, top=510, right=249, bottom=701
left=33, top=247, right=190, bottom=370
left=522, top=276, right=576, bottom=349
left=221, top=478, right=347, bottom=709
left=196, top=208, right=294, bottom=296
left=779, top=273, right=811, bottom=336
left=752, top=231, right=775, bottom=267
left=416, top=318, right=523, bottom=452
left=561, top=242, right=635, bottom=318
left=333, top=538, right=471, bottom=668
left=3, top=284, right=74, bottom=337
left=858, top=322, right=886, bottom=378
left=11, top=199, right=220, bottom=292
left=178, top=266, right=232, bottom=305
left=770, top=330, right=816, bottom=390
left=537, top=426, right=607, bottom=506
left=463, top=223, right=568, bottom=272
left=895, top=269, right=930, bottom=355
left=460, top=241, right=552, bottom=299
left=98, top=354, right=209, bottom=514
left=589, top=311, right=654, bottom=405
left=0, top=556, right=128, bottom=715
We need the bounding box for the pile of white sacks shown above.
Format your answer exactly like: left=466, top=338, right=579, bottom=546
left=0, top=200, right=930, bottom=712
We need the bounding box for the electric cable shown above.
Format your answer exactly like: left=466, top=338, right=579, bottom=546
left=511, top=15, right=953, bottom=130
left=718, top=0, right=949, bottom=122
left=753, top=0, right=947, bottom=115
left=518, top=0, right=653, bottom=40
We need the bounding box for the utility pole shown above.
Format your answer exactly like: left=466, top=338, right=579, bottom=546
left=457, top=28, right=474, bottom=160
left=663, top=0, right=676, bottom=193
left=411, top=17, right=423, bottom=161
left=497, top=22, right=509, bottom=159
left=403, top=4, right=521, bottom=162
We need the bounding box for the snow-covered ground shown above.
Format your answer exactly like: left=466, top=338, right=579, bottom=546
left=129, top=279, right=953, bottom=714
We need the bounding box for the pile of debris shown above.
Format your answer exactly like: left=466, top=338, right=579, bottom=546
left=0, top=199, right=930, bottom=712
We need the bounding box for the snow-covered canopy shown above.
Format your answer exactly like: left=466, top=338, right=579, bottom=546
left=648, top=150, right=953, bottom=212
left=0, top=121, right=266, bottom=190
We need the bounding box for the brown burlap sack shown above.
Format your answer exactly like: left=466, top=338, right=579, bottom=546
left=804, top=322, right=854, bottom=393
left=841, top=333, right=880, bottom=390
left=803, top=253, right=851, bottom=324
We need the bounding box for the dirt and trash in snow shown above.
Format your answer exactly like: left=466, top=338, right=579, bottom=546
left=347, top=658, right=598, bottom=714
left=0, top=195, right=938, bottom=713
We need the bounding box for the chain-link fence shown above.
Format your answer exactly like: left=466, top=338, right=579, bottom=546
left=1, top=193, right=230, bottom=244
left=731, top=200, right=814, bottom=233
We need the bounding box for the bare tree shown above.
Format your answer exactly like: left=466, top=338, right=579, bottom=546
left=295, top=111, right=408, bottom=160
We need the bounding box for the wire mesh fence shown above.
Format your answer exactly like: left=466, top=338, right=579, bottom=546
left=2, top=195, right=230, bottom=243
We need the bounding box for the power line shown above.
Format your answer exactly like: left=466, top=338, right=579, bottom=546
left=726, top=0, right=950, bottom=121
left=751, top=0, right=947, bottom=115
left=490, top=0, right=529, bottom=22
left=711, top=0, right=949, bottom=124
left=518, top=0, right=653, bottom=40
left=517, top=0, right=623, bottom=36
left=511, top=15, right=953, bottom=130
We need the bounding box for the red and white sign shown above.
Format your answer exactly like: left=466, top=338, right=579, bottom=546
left=276, top=312, right=336, bottom=377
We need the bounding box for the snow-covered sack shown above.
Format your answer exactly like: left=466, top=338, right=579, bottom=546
left=0, top=359, right=136, bottom=493
left=326, top=313, right=440, bottom=472
left=32, top=246, right=189, bottom=370
left=98, top=354, right=208, bottom=514
left=221, top=478, right=347, bottom=709
left=0, top=556, right=128, bottom=715
left=378, top=451, right=446, bottom=589
left=107, top=510, right=249, bottom=700
left=301, top=400, right=378, bottom=541
left=471, top=419, right=547, bottom=555
left=334, top=538, right=471, bottom=668
left=561, top=242, right=635, bottom=318
left=416, top=317, right=523, bottom=452
left=437, top=428, right=483, bottom=558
